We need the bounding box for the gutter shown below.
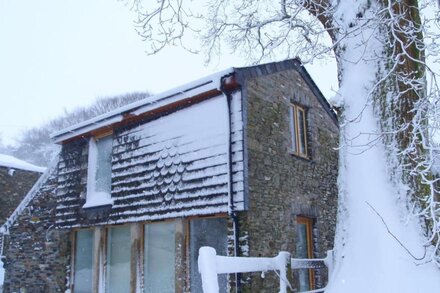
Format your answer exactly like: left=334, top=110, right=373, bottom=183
left=220, top=73, right=242, bottom=293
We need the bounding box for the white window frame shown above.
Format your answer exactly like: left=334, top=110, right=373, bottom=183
left=84, top=134, right=114, bottom=208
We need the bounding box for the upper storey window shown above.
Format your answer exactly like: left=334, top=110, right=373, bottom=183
left=290, top=104, right=308, bottom=157
left=84, top=134, right=113, bottom=208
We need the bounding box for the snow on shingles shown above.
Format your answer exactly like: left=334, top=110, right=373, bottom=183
left=0, top=154, right=46, bottom=173
left=56, top=205, right=229, bottom=228
left=108, top=96, right=230, bottom=221
left=57, top=89, right=246, bottom=227
left=56, top=95, right=237, bottom=227
left=112, top=139, right=227, bottom=171
left=51, top=68, right=234, bottom=143
left=113, top=185, right=229, bottom=206
left=115, top=196, right=228, bottom=216
left=111, top=165, right=228, bottom=195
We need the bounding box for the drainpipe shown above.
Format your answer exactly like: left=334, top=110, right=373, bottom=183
left=220, top=74, right=242, bottom=293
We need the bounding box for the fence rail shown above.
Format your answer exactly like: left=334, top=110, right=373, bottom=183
left=198, top=247, right=334, bottom=293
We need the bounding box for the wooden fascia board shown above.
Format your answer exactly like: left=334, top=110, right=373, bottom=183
left=59, top=88, right=226, bottom=145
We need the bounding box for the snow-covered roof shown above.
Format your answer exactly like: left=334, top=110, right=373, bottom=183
left=0, top=157, right=57, bottom=234
left=0, top=154, right=46, bottom=173
left=50, top=59, right=337, bottom=144
left=50, top=68, right=235, bottom=143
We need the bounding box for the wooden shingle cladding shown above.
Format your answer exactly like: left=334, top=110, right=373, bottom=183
left=56, top=93, right=245, bottom=228
left=56, top=140, right=88, bottom=225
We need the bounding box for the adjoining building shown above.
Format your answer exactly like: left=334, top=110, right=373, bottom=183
left=0, top=154, right=45, bottom=291
left=2, top=59, right=339, bottom=293
left=0, top=154, right=45, bottom=227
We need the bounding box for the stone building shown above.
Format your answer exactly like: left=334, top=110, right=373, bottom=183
left=0, top=154, right=45, bottom=227
left=0, top=155, right=45, bottom=291
left=2, top=59, right=339, bottom=293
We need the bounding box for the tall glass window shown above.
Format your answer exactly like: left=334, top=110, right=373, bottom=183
left=297, top=108, right=307, bottom=155
left=190, top=217, right=227, bottom=293
left=296, top=216, right=314, bottom=291
left=290, top=104, right=308, bottom=157
left=73, top=229, right=94, bottom=293
left=106, top=226, right=131, bottom=293
left=84, top=135, right=113, bottom=208
left=94, top=136, right=113, bottom=194
left=144, top=222, right=176, bottom=293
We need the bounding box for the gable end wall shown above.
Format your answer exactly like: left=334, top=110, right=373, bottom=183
left=3, top=171, right=70, bottom=293
left=237, top=68, right=339, bottom=292
left=0, top=167, right=41, bottom=226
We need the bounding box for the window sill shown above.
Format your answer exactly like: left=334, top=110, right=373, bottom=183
left=82, top=192, right=114, bottom=209
left=81, top=204, right=112, bottom=221
left=288, top=150, right=311, bottom=161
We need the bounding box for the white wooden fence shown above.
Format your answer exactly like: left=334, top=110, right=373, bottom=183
left=198, top=247, right=334, bottom=293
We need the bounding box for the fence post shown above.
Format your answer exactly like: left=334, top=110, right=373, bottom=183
left=324, top=250, right=334, bottom=280
left=198, top=247, right=219, bottom=293
left=276, top=251, right=290, bottom=293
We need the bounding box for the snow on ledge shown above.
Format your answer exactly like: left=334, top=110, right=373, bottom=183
left=0, top=154, right=46, bottom=173
left=82, top=192, right=113, bottom=209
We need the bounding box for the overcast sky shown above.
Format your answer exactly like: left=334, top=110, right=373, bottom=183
left=0, top=0, right=338, bottom=146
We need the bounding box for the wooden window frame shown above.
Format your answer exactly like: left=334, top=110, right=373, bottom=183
left=70, top=227, right=103, bottom=293
left=290, top=104, right=308, bottom=158
left=296, top=216, right=315, bottom=290
left=70, top=216, right=227, bottom=293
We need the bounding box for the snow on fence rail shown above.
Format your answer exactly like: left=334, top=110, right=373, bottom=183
left=198, top=247, right=334, bottom=293
left=291, top=250, right=335, bottom=293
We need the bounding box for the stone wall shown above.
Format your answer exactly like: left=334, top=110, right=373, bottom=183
left=3, top=172, right=70, bottom=293
left=238, top=68, right=339, bottom=292
left=0, top=167, right=41, bottom=226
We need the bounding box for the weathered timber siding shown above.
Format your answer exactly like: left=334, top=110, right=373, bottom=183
left=56, top=94, right=245, bottom=228
left=229, top=91, right=245, bottom=210
left=238, top=66, right=339, bottom=292
left=55, top=139, right=89, bottom=226
left=3, top=171, right=70, bottom=293
left=0, top=167, right=41, bottom=226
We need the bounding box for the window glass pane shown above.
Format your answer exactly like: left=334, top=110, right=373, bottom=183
left=85, top=136, right=113, bottom=208
left=144, top=222, right=176, bottom=293
left=95, top=136, right=113, bottom=193
left=190, top=218, right=227, bottom=293
left=296, top=224, right=309, bottom=258
left=106, top=226, right=131, bottom=293
left=290, top=106, right=298, bottom=153
left=74, top=229, right=94, bottom=293
left=297, top=109, right=307, bottom=155
left=296, top=222, right=311, bottom=291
